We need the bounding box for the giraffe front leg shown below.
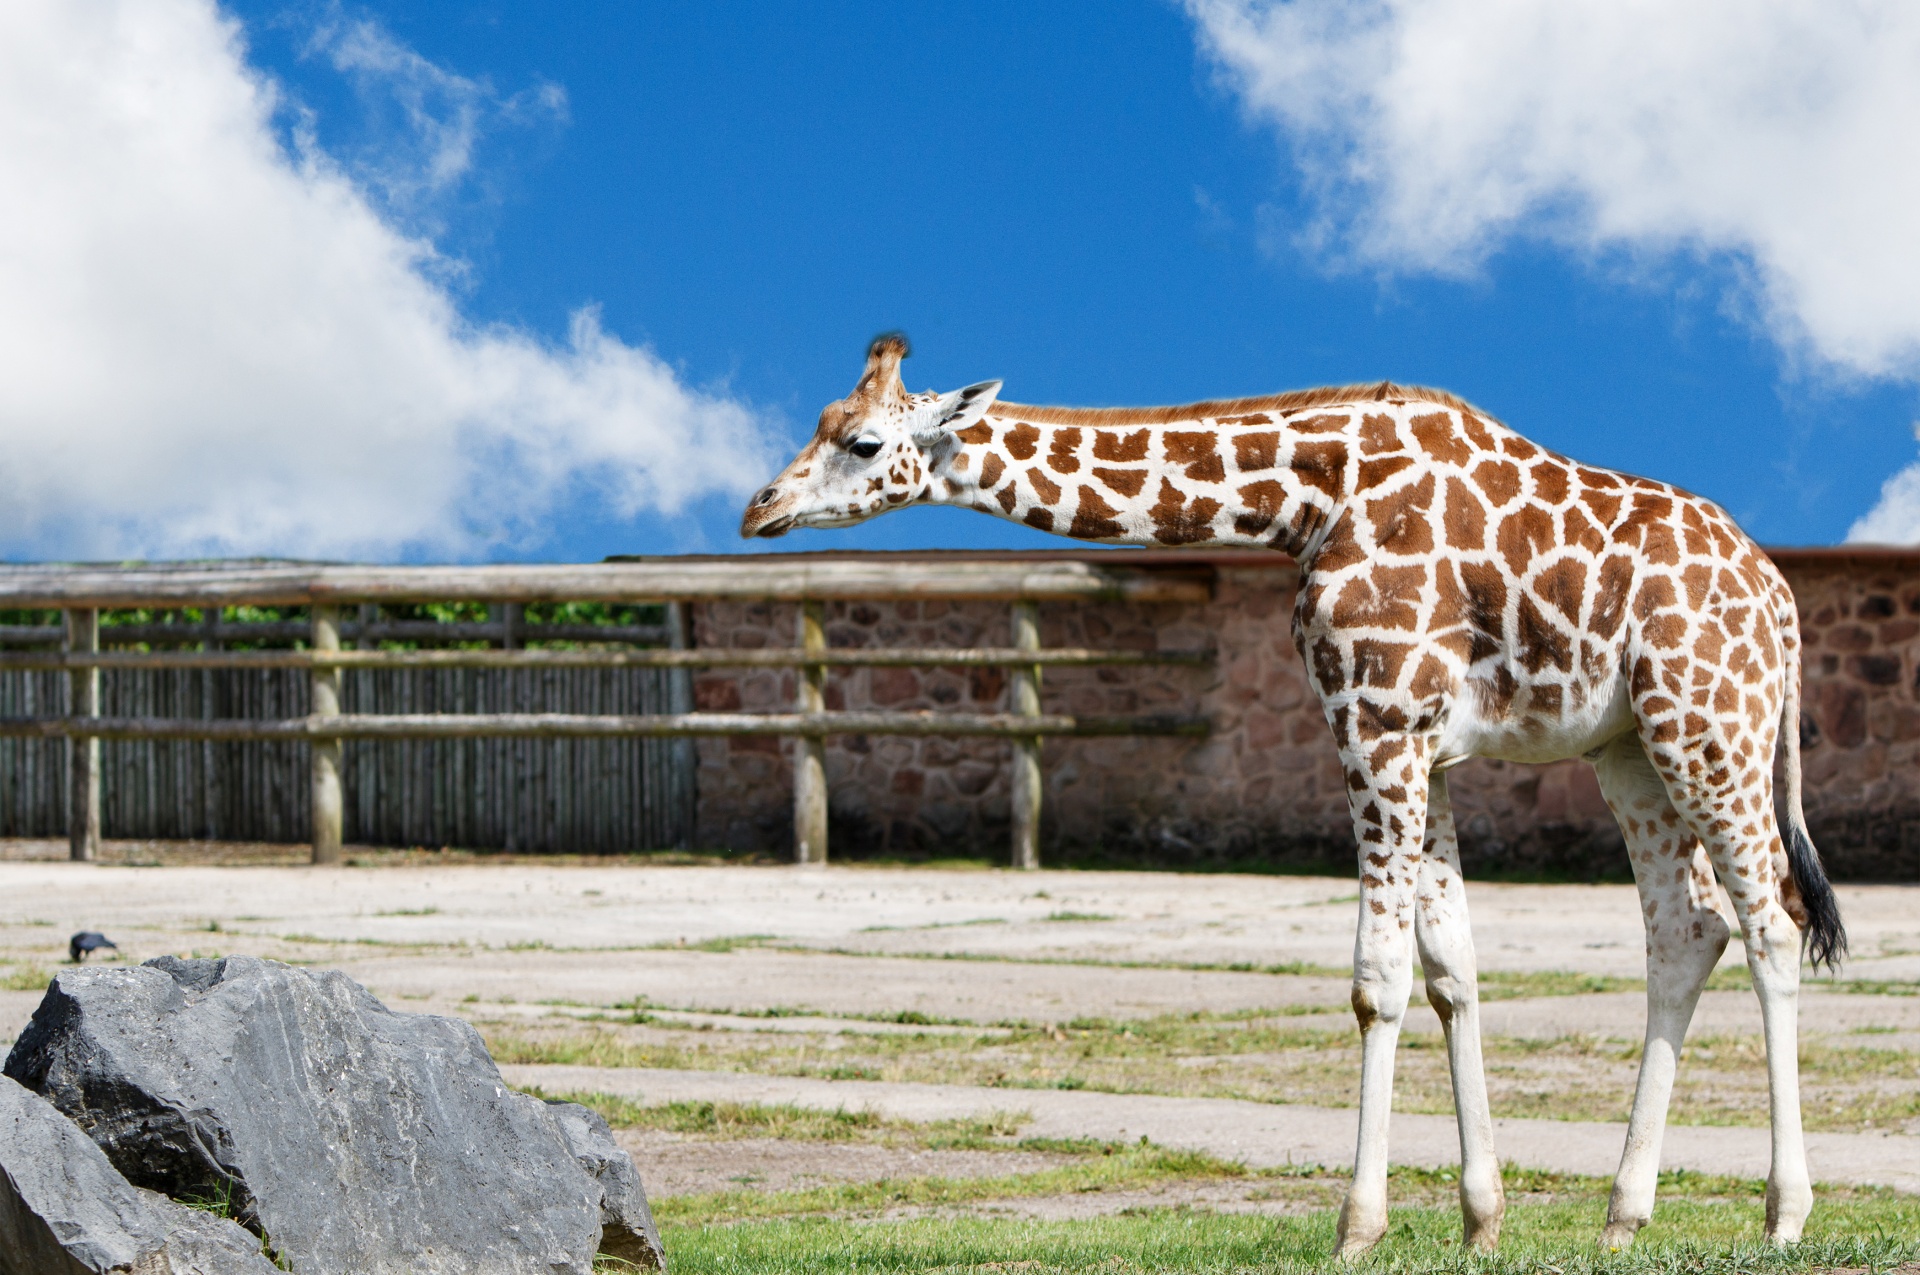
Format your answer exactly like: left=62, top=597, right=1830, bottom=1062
left=1334, top=733, right=1429, bottom=1260
left=1414, top=773, right=1503, bottom=1251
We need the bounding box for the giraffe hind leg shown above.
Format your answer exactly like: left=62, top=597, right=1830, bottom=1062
left=1653, top=760, right=1812, bottom=1242
left=1591, top=735, right=1731, bottom=1249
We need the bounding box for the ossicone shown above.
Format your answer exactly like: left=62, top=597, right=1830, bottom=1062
left=867, top=331, right=911, bottom=362
left=858, top=330, right=912, bottom=400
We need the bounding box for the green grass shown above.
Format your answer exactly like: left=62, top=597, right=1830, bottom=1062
left=544, top=1093, right=1920, bottom=1273
left=649, top=1158, right=1920, bottom=1273
left=648, top=935, right=780, bottom=954
left=1474, top=970, right=1645, bottom=1000
left=0, top=965, right=52, bottom=992
left=654, top=1145, right=1249, bottom=1230
left=541, top=1093, right=1030, bottom=1150
left=1834, top=978, right=1920, bottom=997
left=658, top=1204, right=1919, bottom=1274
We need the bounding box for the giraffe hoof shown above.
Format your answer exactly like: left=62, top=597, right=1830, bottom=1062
left=1765, top=1178, right=1811, bottom=1244
left=1597, top=1220, right=1640, bottom=1252
left=1334, top=1206, right=1387, bottom=1260
left=1334, top=1235, right=1384, bottom=1262
left=1461, top=1181, right=1504, bottom=1251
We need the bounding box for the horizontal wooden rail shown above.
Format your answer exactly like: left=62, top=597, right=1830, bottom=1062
left=0, top=621, right=673, bottom=647
left=0, top=647, right=1213, bottom=671
left=0, top=559, right=1212, bottom=608
left=0, top=712, right=1209, bottom=741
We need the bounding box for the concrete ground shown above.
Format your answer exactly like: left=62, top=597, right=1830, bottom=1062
left=0, top=853, right=1914, bottom=977
left=506, top=1063, right=1920, bottom=1195
left=3, top=848, right=1917, bottom=1206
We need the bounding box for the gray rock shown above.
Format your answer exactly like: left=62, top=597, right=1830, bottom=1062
left=0, top=1072, right=279, bottom=1274
left=545, top=1101, right=666, bottom=1270
left=4, top=956, right=616, bottom=1274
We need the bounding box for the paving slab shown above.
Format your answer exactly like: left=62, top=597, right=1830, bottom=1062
left=4, top=859, right=1915, bottom=981
left=331, top=947, right=1352, bottom=1024
left=502, top=1064, right=1920, bottom=1195
left=1377, top=987, right=1920, bottom=1042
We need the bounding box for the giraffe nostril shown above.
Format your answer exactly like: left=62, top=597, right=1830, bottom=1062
left=756, top=487, right=778, bottom=507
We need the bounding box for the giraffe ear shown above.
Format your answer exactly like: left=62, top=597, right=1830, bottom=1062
left=915, top=380, right=1001, bottom=447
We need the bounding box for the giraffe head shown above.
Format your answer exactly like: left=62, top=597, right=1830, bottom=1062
left=740, top=333, right=1001, bottom=538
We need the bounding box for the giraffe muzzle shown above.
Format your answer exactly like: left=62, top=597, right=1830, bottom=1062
left=739, top=488, right=795, bottom=539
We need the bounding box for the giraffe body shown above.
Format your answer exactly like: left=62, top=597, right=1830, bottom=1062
left=742, top=336, right=1847, bottom=1255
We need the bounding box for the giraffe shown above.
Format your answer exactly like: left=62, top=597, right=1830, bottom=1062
left=740, top=334, right=1847, bottom=1256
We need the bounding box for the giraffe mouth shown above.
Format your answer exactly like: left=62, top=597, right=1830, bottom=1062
left=740, top=509, right=794, bottom=539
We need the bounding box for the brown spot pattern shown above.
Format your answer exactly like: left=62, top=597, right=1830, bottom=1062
left=1092, top=429, right=1150, bottom=462
left=1366, top=473, right=1436, bottom=555
left=1443, top=477, right=1486, bottom=549
left=1410, top=412, right=1472, bottom=466
left=1293, top=441, right=1348, bottom=499
left=1092, top=467, right=1147, bottom=498
left=1356, top=455, right=1415, bottom=490
left=1475, top=459, right=1522, bottom=506
left=1046, top=428, right=1082, bottom=474
left=1234, top=432, right=1280, bottom=471
left=1148, top=479, right=1223, bottom=545
left=1165, top=432, right=1226, bottom=483
left=1358, top=414, right=1402, bottom=454
left=1496, top=504, right=1556, bottom=576
left=1070, top=485, right=1125, bottom=539
left=1234, top=480, right=1287, bottom=537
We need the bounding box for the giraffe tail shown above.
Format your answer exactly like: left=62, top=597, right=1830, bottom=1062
left=1779, top=590, right=1847, bottom=971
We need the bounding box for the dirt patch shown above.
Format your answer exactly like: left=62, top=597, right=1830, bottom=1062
left=618, top=1129, right=1076, bottom=1197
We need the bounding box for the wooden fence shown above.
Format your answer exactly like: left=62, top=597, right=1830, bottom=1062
left=0, top=605, right=695, bottom=852
left=0, top=558, right=1212, bottom=866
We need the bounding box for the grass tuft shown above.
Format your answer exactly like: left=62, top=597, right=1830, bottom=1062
left=532, top=1092, right=1031, bottom=1151
left=0, top=965, right=52, bottom=992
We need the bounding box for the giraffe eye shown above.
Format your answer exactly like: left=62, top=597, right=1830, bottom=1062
left=848, top=438, right=883, bottom=460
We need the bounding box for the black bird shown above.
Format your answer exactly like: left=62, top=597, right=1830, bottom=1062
left=69, top=931, right=118, bottom=963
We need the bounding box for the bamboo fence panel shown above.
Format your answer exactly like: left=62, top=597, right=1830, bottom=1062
left=0, top=662, right=692, bottom=851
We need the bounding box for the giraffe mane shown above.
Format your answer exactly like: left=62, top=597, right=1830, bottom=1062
left=992, top=380, right=1494, bottom=426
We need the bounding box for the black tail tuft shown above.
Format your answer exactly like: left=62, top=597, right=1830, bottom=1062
left=1787, top=824, right=1847, bottom=972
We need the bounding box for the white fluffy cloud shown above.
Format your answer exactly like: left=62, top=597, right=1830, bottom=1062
left=0, top=0, right=772, bottom=559
left=1185, top=0, right=1920, bottom=540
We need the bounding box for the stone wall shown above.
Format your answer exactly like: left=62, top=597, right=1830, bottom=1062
left=690, top=550, right=1920, bottom=881
left=1780, top=554, right=1920, bottom=879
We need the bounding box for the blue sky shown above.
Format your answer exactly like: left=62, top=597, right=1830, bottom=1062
left=4, top=2, right=1918, bottom=561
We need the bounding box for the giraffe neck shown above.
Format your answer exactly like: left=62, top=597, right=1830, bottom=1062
left=922, top=407, right=1350, bottom=554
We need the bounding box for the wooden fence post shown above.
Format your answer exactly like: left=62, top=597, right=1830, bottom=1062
left=65, top=609, right=100, bottom=862
left=793, top=600, right=828, bottom=864
left=310, top=605, right=343, bottom=865
left=491, top=602, right=522, bottom=650
left=665, top=601, right=696, bottom=849
left=1009, top=601, right=1042, bottom=870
